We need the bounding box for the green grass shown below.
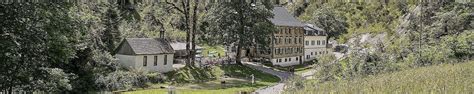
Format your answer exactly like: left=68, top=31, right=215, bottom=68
left=263, top=61, right=315, bottom=75
left=201, top=45, right=225, bottom=58
left=288, top=61, right=474, bottom=94
left=121, top=87, right=255, bottom=94
left=122, top=65, right=279, bottom=94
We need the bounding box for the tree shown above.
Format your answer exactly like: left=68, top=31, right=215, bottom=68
left=309, top=5, right=348, bottom=40
left=161, top=0, right=202, bottom=67
left=102, top=4, right=122, bottom=53
left=202, top=0, right=276, bottom=65
left=62, top=1, right=124, bottom=92
left=0, top=2, right=81, bottom=92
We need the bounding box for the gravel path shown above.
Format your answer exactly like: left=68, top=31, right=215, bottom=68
left=243, top=62, right=293, bottom=94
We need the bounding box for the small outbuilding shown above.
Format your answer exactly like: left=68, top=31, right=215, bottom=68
left=114, top=38, right=175, bottom=73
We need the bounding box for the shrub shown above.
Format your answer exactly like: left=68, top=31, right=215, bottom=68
left=95, top=68, right=149, bottom=91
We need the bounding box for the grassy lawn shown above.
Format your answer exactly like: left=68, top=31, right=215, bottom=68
left=121, top=87, right=255, bottom=94
left=288, top=61, right=474, bottom=94
left=201, top=45, right=225, bottom=58
left=122, top=65, right=279, bottom=94
left=262, top=61, right=315, bottom=75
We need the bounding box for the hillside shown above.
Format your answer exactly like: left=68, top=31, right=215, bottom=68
left=285, top=61, right=474, bottom=93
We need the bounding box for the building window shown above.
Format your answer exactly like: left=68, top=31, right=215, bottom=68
left=280, top=48, right=282, bottom=54
left=276, top=48, right=279, bottom=54
left=306, top=55, right=310, bottom=59
left=311, top=52, right=313, bottom=55
left=294, top=38, right=297, bottom=44
left=322, top=40, right=326, bottom=45
left=154, top=56, right=157, bottom=66
left=289, top=58, right=291, bottom=62
left=289, top=39, right=292, bottom=44
left=279, top=59, right=282, bottom=62
left=315, top=52, right=318, bottom=55
left=164, top=55, right=168, bottom=65
left=300, top=47, right=304, bottom=53
left=143, top=56, right=147, bottom=66
left=305, top=41, right=309, bottom=45
left=279, top=38, right=282, bottom=44
left=299, top=38, right=302, bottom=44
left=317, top=40, right=320, bottom=45
left=311, top=41, right=315, bottom=45
left=277, top=37, right=280, bottom=44
left=285, top=58, right=287, bottom=62
left=296, top=57, right=298, bottom=61
left=281, top=48, right=284, bottom=54
left=289, top=48, right=292, bottom=53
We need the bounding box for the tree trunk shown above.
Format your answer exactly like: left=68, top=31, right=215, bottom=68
left=236, top=44, right=243, bottom=65
left=235, top=1, right=245, bottom=65
left=8, top=86, right=12, bottom=94
left=191, top=0, right=199, bottom=67
left=183, top=0, right=192, bottom=67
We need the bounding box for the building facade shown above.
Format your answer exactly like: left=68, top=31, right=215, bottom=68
left=303, top=24, right=329, bottom=62
left=115, top=38, right=175, bottom=73
left=254, top=6, right=305, bottom=66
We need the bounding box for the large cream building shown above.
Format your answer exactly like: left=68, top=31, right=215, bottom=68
left=303, top=24, right=329, bottom=62
left=254, top=6, right=305, bottom=66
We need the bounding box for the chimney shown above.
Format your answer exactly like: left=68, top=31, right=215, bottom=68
left=160, top=26, right=165, bottom=39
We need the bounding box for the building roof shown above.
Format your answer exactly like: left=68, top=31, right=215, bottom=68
left=170, top=42, right=203, bottom=50
left=115, top=38, right=175, bottom=55
left=304, top=24, right=324, bottom=31
left=270, top=7, right=305, bottom=27
left=304, top=24, right=326, bottom=36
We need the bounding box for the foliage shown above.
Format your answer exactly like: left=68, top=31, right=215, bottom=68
left=95, top=68, right=150, bottom=91
left=33, top=68, right=74, bottom=92
left=307, top=1, right=472, bottom=81
left=308, top=5, right=348, bottom=39
left=287, top=1, right=473, bottom=93
left=0, top=2, right=81, bottom=92
left=442, top=31, right=474, bottom=59
left=201, top=1, right=276, bottom=64
left=284, top=61, right=474, bottom=94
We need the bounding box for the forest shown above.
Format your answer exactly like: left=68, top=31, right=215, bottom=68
left=0, top=0, right=473, bottom=93
left=284, top=0, right=473, bottom=93
left=0, top=0, right=278, bottom=93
